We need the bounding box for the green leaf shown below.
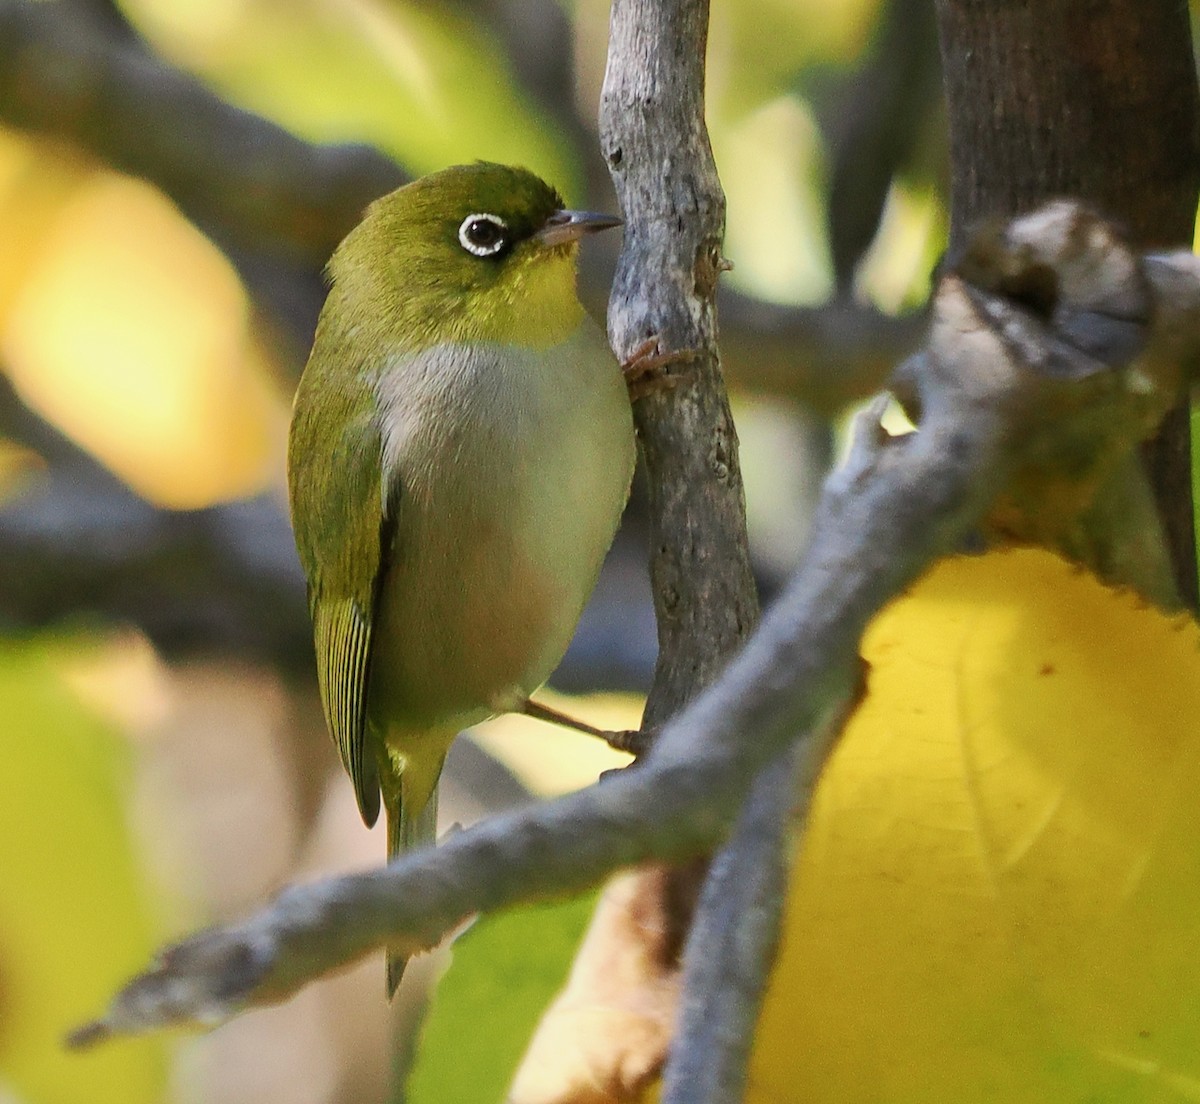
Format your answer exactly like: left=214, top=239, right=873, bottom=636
left=119, top=0, right=580, bottom=199
left=407, top=890, right=597, bottom=1104
left=0, top=637, right=168, bottom=1104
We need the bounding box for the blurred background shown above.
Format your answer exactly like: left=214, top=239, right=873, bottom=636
left=0, top=0, right=947, bottom=1100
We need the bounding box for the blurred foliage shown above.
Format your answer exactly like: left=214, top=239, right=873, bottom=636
left=0, top=149, right=284, bottom=507
left=117, top=0, right=581, bottom=199
left=407, top=891, right=598, bottom=1104
left=0, top=636, right=168, bottom=1104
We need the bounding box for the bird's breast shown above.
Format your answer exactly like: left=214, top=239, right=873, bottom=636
left=369, top=324, right=635, bottom=732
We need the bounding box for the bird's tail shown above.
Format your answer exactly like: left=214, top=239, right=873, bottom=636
left=383, top=768, right=441, bottom=999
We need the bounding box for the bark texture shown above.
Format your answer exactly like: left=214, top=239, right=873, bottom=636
left=600, top=0, right=759, bottom=727
left=598, top=0, right=761, bottom=1058
left=937, top=2, right=1199, bottom=246
left=935, top=0, right=1200, bottom=606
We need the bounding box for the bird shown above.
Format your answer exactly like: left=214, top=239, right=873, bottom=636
left=286, top=162, right=636, bottom=994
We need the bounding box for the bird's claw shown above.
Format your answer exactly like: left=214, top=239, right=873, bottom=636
left=603, top=727, right=652, bottom=756
left=621, top=336, right=700, bottom=402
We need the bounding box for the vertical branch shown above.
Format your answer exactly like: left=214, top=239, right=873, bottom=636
left=934, top=0, right=1200, bottom=607
left=599, top=0, right=758, bottom=730
left=657, top=748, right=801, bottom=1103
left=822, top=0, right=942, bottom=293
left=598, top=3, right=770, bottom=1101
left=597, top=0, right=760, bottom=1027
left=657, top=664, right=858, bottom=1104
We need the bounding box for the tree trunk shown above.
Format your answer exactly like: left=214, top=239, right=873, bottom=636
left=935, top=0, right=1200, bottom=607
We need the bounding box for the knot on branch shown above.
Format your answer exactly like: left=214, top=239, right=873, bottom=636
left=900, top=202, right=1197, bottom=567
left=954, top=201, right=1150, bottom=371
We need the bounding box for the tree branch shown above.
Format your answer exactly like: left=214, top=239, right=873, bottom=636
left=600, top=0, right=759, bottom=723
left=0, top=373, right=315, bottom=670
left=716, top=290, right=923, bottom=416
left=0, top=0, right=404, bottom=264
left=659, top=677, right=861, bottom=1104
left=659, top=748, right=807, bottom=1104
left=67, top=204, right=1200, bottom=1056
left=817, top=0, right=943, bottom=291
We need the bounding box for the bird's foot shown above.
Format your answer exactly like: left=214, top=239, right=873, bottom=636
left=621, top=336, right=700, bottom=402
left=521, top=698, right=651, bottom=757
left=600, top=727, right=651, bottom=756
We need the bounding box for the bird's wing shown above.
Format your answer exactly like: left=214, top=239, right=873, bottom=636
left=288, top=377, right=396, bottom=828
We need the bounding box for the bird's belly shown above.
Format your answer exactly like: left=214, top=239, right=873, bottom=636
left=368, top=334, right=635, bottom=736
left=371, top=520, right=572, bottom=729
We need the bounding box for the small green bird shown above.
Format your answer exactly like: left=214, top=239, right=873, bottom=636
left=287, top=162, right=636, bottom=992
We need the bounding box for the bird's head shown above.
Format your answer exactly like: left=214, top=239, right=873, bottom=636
left=327, top=162, right=620, bottom=349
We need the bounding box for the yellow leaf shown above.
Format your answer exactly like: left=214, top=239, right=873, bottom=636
left=1, top=166, right=283, bottom=509
left=745, top=548, right=1200, bottom=1102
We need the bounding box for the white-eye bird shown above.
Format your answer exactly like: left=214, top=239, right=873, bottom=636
left=287, top=162, right=636, bottom=993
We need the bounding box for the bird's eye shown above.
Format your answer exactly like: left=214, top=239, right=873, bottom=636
left=458, top=213, right=508, bottom=257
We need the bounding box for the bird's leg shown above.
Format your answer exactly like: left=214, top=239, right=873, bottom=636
left=621, top=335, right=701, bottom=402
left=520, top=697, right=649, bottom=757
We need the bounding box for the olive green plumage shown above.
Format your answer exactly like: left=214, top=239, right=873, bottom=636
left=286, top=163, right=635, bottom=995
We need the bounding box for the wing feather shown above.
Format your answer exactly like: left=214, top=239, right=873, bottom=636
left=288, top=363, right=395, bottom=828
left=312, top=597, right=381, bottom=825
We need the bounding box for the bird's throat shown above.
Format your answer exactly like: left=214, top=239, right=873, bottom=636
left=460, top=249, right=587, bottom=349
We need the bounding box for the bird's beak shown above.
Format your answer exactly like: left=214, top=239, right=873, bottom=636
left=535, top=209, right=623, bottom=247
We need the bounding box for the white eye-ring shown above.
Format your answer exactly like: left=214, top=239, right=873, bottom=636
left=458, top=213, right=508, bottom=257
